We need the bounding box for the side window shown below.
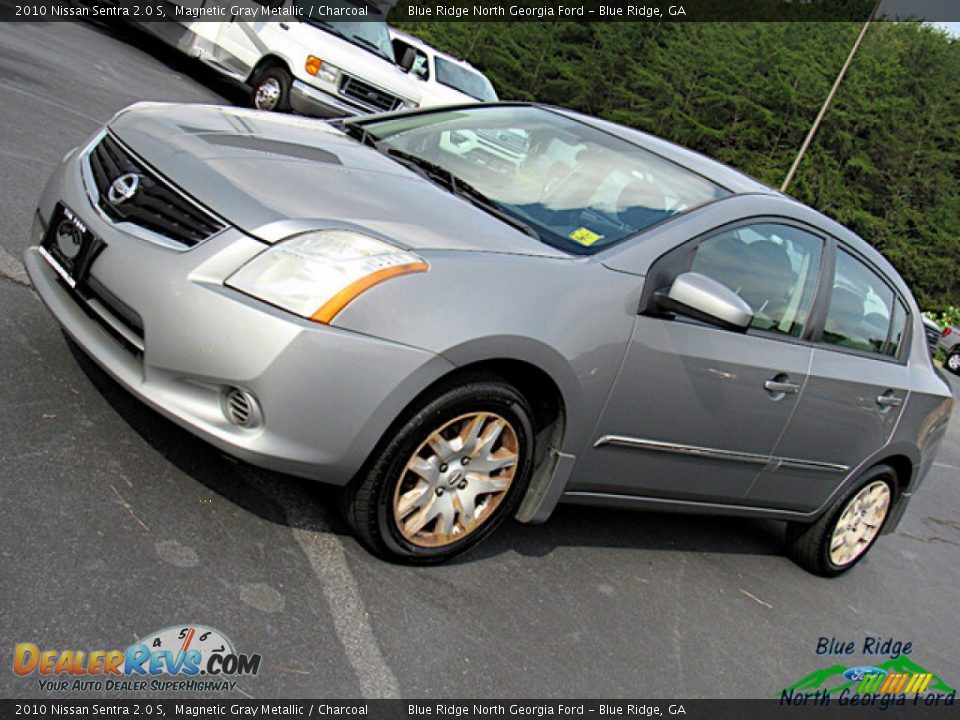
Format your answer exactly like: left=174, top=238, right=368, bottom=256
left=823, top=250, right=905, bottom=358
left=690, top=223, right=823, bottom=337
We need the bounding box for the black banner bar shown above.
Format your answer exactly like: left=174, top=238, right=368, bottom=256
left=0, top=0, right=959, bottom=23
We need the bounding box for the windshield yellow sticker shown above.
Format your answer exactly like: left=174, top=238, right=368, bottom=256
left=569, top=227, right=603, bottom=246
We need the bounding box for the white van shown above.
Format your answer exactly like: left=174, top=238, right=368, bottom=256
left=142, top=0, right=419, bottom=116
left=389, top=29, right=498, bottom=106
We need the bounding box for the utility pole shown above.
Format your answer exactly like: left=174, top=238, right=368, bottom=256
left=780, top=1, right=881, bottom=193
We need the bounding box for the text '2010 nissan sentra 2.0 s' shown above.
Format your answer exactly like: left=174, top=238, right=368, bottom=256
left=26, top=101, right=954, bottom=573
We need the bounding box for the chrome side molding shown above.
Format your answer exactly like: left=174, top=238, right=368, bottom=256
left=594, top=434, right=849, bottom=473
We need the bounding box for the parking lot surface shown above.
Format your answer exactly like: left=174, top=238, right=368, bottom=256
left=1, top=21, right=959, bottom=699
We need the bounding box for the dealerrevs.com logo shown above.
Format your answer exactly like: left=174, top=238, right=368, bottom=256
left=13, top=625, right=262, bottom=693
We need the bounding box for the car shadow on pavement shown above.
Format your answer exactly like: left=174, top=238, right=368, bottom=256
left=472, top=505, right=786, bottom=563
left=67, top=339, right=788, bottom=565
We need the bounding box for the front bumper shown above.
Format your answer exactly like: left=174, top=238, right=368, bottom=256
left=290, top=80, right=363, bottom=118
left=25, top=152, right=454, bottom=485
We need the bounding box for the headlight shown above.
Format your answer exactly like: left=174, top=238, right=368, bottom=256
left=226, top=230, right=428, bottom=324
left=305, top=56, right=340, bottom=85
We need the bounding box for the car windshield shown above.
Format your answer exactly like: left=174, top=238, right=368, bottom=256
left=357, top=105, right=728, bottom=254
left=434, top=57, right=498, bottom=102
left=293, top=0, right=395, bottom=63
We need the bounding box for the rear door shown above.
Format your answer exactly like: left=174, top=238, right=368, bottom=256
left=747, top=246, right=911, bottom=511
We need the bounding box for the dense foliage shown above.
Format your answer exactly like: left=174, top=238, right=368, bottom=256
left=392, top=21, right=960, bottom=311
left=926, top=307, right=960, bottom=330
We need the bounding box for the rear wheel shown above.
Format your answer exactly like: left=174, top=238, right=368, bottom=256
left=340, top=378, right=535, bottom=564
left=947, top=350, right=960, bottom=375
left=786, top=464, right=895, bottom=577
left=250, top=66, right=291, bottom=112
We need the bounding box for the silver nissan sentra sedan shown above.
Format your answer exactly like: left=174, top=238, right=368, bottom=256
left=25, top=102, right=954, bottom=573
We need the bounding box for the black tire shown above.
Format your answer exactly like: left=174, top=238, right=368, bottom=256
left=946, top=350, right=960, bottom=375
left=340, top=377, right=535, bottom=564
left=786, top=464, right=896, bottom=577
left=250, top=65, right=291, bottom=112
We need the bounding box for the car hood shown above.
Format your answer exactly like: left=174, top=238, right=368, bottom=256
left=107, top=103, right=567, bottom=257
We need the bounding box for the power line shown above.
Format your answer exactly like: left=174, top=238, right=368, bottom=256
left=780, top=1, right=881, bottom=193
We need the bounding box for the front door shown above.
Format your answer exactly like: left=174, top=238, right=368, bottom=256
left=571, top=222, right=827, bottom=504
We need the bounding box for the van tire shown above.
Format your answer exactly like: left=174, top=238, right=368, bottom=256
left=250, top=66, right=291, bottom=112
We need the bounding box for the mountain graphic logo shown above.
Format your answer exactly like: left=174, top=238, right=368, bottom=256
left=782, top=656, right=956, bottom=696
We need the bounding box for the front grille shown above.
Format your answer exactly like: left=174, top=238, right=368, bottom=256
left=924, top=324, right=941, bottom=352
left=87, top=134, right=225, bottom=248
left=339, top=74, right=403, bottom=113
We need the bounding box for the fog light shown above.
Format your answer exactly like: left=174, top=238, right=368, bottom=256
left=222, top=387, right=262, bottom=429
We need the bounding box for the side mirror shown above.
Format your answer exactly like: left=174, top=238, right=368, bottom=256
left=399, top=48, right=417, bottom=72
left=655, top=272, right=753, bottom=331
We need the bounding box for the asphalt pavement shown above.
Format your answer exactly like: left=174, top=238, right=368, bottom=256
left=1, top=21, right=959, bottom=700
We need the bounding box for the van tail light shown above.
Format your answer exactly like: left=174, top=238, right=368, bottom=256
left=943, top=327, right=953, bottom=338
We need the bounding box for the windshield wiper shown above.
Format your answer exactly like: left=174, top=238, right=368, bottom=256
left=316, top=22, right=348, bottom=40
left=451, top=178, right=542, bottom=242
left=382, top=149, right=541, bottom=241
left=384, top=148, right=456, bottom=186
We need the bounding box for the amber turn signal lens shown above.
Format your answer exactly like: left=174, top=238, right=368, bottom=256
left=311, top=261, right=428, bottom=324
left=305, top=56, right=322, bottom=76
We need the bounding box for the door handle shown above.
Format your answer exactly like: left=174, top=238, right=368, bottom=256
left=279, top=22, right=290, bottom=30
left=764, top=378, right=800, bottom=395
left=876, top=393, right=903, bottom=408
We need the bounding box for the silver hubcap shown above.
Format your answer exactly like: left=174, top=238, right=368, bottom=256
left=829, top=480, right=891, bottom=566
left=254, top=78, right=281, bottom=110
left=392, top=412, right=519, bottom=548
left=948, top=353, right=960, bottom=371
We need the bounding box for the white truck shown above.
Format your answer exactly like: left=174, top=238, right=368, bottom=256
left=389, top=29, right=498, bottom=106
left=141, top=0, right=419, bottom=116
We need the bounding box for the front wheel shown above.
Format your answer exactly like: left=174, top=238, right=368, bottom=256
left=786, top=465, right=895, bottom=577
left=946, top=350, right=960, bottom=375
left=250, top=66, right=291, bottom=112
left=340, top=378, right=535, bottom=564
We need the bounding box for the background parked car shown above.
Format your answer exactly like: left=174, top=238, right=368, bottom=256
left=922, top=314, right=942, bottom=355
left=137, top=0, right=419, bottom=116
left=390, top=29, right=498, bottom=105
left=941, top=324, right=960, bottom=374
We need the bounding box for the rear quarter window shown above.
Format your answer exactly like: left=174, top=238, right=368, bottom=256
left=822, top=249, right=907, bottom=359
